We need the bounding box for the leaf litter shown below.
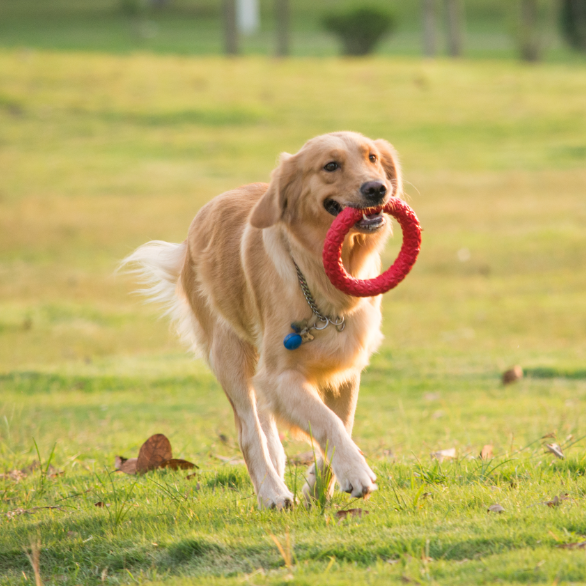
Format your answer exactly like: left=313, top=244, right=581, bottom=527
left=430, top=448, right=456, bottom=462
left=0, top=461, right=63, bottom=483
left=487, top=504, right=505, bottom=513
left=115, top=434, right=198, bottom=475
left=335, top=508, right=369, bottom=521
left=544, top=443, right=564, bottom=459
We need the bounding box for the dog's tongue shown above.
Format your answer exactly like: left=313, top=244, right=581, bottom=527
left=355, top=212, right=384, bottom=230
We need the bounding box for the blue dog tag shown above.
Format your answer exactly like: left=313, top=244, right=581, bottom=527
left=283, top=333, right=302, bottom=350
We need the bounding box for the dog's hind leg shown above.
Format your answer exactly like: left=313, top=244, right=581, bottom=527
left=209, top=326, right=293, bottom=510
left=257, top=408, right=286, bottom=480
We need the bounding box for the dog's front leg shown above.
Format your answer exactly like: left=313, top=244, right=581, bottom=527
left=258, top=370, right=376, bottom=498
left=209, top=333, right=293, bottom=510
left=302, top=373, right=361, bottom=502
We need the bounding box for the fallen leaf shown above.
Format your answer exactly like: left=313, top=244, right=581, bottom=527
left=136, top=434, right=173, bottom=473
left=502, top=365, right=523, bottom=385
left=544, top=443, right=564, bottom=459
left=94, top=501, right=109, bottom=508
left=557, top=541, right=586, bottom=549
left=487, top=503, right=505, bottom=513
left=335, top=508, right=369, bottom=520
left=480, top=444, right=493, bottom=460
left=115, top=457, right=138, bottom=475
left=160, top=458, right=198, bottom=471
left=6, top=505, right=64, bottom=518
left=0, top=470, right=26, bottom=482
left=543, top=494, right=570, bottom=508
left=20, top=461, right=40, bottom=474
left=431, top=448, right=456, bottom=462
left=114, top=455, right=127, bottom=469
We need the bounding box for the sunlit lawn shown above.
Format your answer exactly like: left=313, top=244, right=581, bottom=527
left=1, top=50, right=586, bottom=584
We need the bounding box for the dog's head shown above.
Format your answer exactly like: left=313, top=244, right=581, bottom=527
left=249, top=132, right=402, bottom=249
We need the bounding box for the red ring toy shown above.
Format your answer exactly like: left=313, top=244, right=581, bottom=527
left=323, top=198, right=422, bottom=297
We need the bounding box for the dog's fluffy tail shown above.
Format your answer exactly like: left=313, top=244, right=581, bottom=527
left=119, top=240, right=200, bottom=356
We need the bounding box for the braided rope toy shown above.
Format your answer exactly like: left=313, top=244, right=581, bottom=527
left=322, top=198, right=422, bottom=297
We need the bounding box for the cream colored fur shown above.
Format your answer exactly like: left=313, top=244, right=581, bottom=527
left=122, top=132, right=403, bottom=509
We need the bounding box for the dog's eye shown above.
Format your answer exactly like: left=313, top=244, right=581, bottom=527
left=369, top=154, right=377, bottom=163
left=324, top=162, right=339, bottom=172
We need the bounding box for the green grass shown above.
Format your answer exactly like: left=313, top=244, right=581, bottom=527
left=1, top=49, right=586, bottom=584
left=0, top=0, right=585, bottom=62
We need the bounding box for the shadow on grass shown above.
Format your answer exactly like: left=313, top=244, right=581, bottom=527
left=0, top=371, right=208, bottom=394
left=525, top=367, right=586, bottom=380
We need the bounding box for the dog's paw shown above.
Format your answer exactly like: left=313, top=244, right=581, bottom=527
left=257, top=485, right=294, bottom=510
left=334, top=450, right=377, bottom=499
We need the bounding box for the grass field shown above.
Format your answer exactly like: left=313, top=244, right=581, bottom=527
left=1, top=0, right=585, bottom=62
left=1, top=48, right=586, bottom=585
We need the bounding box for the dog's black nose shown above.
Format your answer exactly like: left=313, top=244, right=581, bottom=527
left=360, top=181, right=387, bottom=203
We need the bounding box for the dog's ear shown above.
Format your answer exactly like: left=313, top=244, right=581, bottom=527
left=374, top=139, right=403, bottom=199
left=249, top=153, right=301, bottom=229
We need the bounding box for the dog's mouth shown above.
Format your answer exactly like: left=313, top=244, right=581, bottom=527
left=324, top=199, right=386, bottom=232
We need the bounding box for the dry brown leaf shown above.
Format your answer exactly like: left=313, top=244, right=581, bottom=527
left=544, top=443, right=564, bottom=459
left=543, top=494, right=570, bottom=508
left=335, top=508, right=369, bottom=520
left=487, top=503, right=505, bottom=513
left=117, top=457, right=138, bottom=475
left=94, top=501, right=108, bottom=508
left=136, top=434, right=173, bottom=473
left=557, top=541, right=586, bottom=550
left=480, top=444, right=494, bottom=460
left=115, top=435, right=197, bottom=475
left=431, top=448, right=456, bottom=462
left=114, top=455, right=127, bottom=469
left=0, top=470, right=26, bottom=482
left=502, top=365, right=523, bottom=385
left=160, top=458, right=198, bottom=471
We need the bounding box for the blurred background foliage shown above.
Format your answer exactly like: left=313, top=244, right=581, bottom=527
left=0, top=0, right=584, bottom=61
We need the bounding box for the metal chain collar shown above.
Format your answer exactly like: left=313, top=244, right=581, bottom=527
left=292, top=260, right=345, bottom=333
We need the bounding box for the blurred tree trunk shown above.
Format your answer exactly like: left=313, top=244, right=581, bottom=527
left=519, top=0, right=541, bottom=61
left=275, top=0, right=289, bottom=56
left=223, top=0, right=239, bottom=55
left=444, top=0, right=463, bottom=57
left=422, top=0, right=437, bottom=57
left=560, top=0, right=586, bottom=52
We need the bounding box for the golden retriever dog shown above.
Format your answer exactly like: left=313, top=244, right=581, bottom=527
left=123, top=131, right=402, bottom=509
